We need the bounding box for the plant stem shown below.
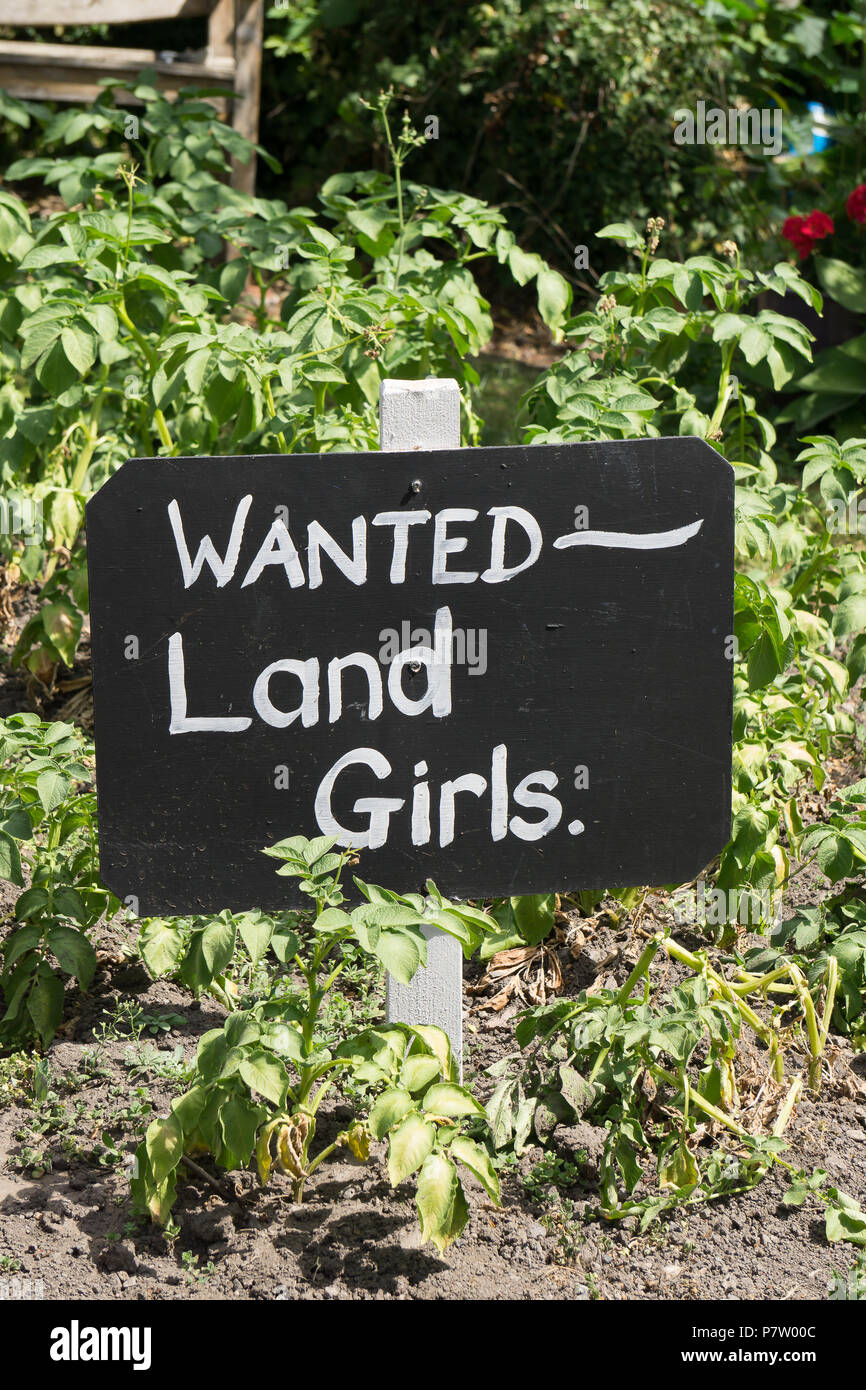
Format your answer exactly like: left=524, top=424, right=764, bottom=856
left=773, top=1075, right=803, bottom=1137
left=617, top=937, right=661, bottom=1004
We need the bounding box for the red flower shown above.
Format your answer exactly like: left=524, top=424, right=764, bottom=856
left=847, top=184, right=866, bottom=223
left=802, top=210, right=834, bottom=238
left=781, top=209, right=834, bottom=259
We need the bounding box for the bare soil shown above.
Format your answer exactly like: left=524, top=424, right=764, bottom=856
left=0, top=896, right=864, bottom=1303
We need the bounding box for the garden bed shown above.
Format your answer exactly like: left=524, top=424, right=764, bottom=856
left=1, top=888, right=864, bottom=1302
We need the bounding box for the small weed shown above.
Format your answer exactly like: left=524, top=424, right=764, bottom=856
left=97, top=1003, right=186, bottom=1042
left=523, top=1152, right=588, bottom=1205
left=122, top=1041, right=188, bottom=1082
left=0, top=1052, right=39, bottom=1106
left=181, top=1250, right=217, bottom=1285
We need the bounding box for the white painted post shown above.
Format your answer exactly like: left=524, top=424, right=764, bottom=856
left=379, top=378, right=464, bottom=1076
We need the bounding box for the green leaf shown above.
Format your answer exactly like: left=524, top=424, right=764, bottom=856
left=145, top=1112, right=183, bottom=1185
left=826, top=1198, right=866, bottom=1247
left=13, top=886, right=50, bottom=919
left=536, top=267, right=571, bottom=335
left=35, top=767, right=72, bottom=813
left=201, top=918, right=236, bottom=975
left=368, top=1087, right=415, bottom=1140
left=658, top=1141, right=700, bottom=1191
left=238, top=1049, right=290, bottom=1107
left=834, top=594, right=866, bottom=638
left=400, top=1054, right=442, bottom=1094
left=730, top=805, right=771, bottom=866
left=738, top=324, right=771, bottom=366
left=170, top=1084, right=208, bottom=1132
left=403, top=1024, right=457, bottom=1083
left=260, top=1022, right=304, bottom=1060
left=237, top=913, right=272, bottom=964
left=816, top=834, right=854, bottom=882
left=0, top=806, right=33, bottom=842
left=450, top=1135, right=501, bottom=1203
left=60, top=324, right=95, bottom=375
left=220, top=1093, right=267, bottom=1165
left=41, top=602, right=81, bottom=669
left=53, top=886, right=88, bottom=925
left=507, top=244, right=541, bottom=285
left=18, top=243, right=79, bottom=270
left=26, top=970, right=65, bottom=1047
left=511, top=893, right=556, bottom=946
left=139, top=919, right=186, bottom=977
left=301, top=360, right=346, bottom=384
left=270, top=928, right=300, bottom=963
left=195, top=1028, right=229, bottom=1081
left=315, top=907, right=352, bottom=933
left=375, top=928, right=423, bottom=983
left=415, top=1151, right=460, bottom=1251
left=596, top=222, right=644, bottom=250
left=0, top=829, right=24, bottom=886
left=45, top=924, right=96, bottom=988
left=421, top=1082, right=485, bottom=1119
left=387, top=1112, right=436, bottom=1185
left=816, top=257, right=866, bottom=315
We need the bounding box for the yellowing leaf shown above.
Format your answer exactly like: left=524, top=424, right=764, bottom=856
left=421, top=1083, right=485, bottom=1120
left=387, top=1112, right=436, bottom=1186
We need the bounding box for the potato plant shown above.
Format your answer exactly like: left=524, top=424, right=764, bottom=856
left=0, top=79, right=864, bottom=1261
left=0, top=82, right=569, bottom=683
left=524, top=224, right=866, bottom=926
left=0, top=714, right=118, bottom=1048
left=132, top=835, right=501, bottom=1251
left=487, top=931, right=866, bottom=1246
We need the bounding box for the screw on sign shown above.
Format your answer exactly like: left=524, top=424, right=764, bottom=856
left=86, top=378, right=734, bottom=1069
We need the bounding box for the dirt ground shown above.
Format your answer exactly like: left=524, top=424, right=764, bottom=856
left=0, top=884, right=864, bottom=1303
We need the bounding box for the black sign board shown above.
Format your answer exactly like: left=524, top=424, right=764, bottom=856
left=86, top=437, right=733, bottom=915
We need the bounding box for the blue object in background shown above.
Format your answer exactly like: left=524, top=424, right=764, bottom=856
left=808, top=102, right=833, bottom=153
left=783, top=101, right=834, bottom=156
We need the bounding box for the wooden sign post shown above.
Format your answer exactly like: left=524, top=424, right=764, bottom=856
left=87, top=388, right=735, bottom=1073
left=377, top=379, right=465, bottom=1068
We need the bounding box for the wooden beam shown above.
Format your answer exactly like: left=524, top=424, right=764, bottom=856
left=208, top=0, right=235, bottom=64
left=379, top=378, right=465, bottom=1077
left=229, top=0, right=264, bottom=196
left=0, top=42, right=235, bottom=107
left=0, top=0, right=213, bottom=22
left=0, top=40, right=234, bottom=78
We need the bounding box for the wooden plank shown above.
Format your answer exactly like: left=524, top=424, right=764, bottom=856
left=208, top=0, right=235, bottom=64
left=0, top=43, right=235, bottom=107
left=379, top=379, right=465, bottom=1075
left=229, top=0, right=264, bottom=195
left=0, top=79, right=232, bottom=109
left=0, top=0, right=213, bottom=23
left=0, top=40, right=234, bottom=78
